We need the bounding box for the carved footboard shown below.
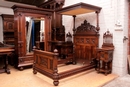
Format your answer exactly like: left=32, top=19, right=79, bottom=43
left=33, top=49, right=59, bottom=86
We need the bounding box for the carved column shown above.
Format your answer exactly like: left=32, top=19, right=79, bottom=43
left=96, top=11, right=100, bottom=33
left=73, top=15, right=76, bottom=34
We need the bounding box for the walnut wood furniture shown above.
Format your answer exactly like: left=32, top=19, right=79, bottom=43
left=33, top=2, right=102, bottom=86
left=96, top=47, right=114, bottom=75
left=12, top=5, right=53, bottom=70
left=11, top=0, right=66, bottom=70
left=96, top=30, right=114, bottom=75
left=0, top=43, right=14, bottom=74
left=1, top=14, right=15, bottom=65
left=2, top=14, right=14, bottom=45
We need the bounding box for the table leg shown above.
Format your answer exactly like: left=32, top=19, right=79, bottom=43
left=4, top=54, right=10, bottom=74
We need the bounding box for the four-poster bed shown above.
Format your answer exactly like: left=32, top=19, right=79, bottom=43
left=33, top=2, right=102, bottom=86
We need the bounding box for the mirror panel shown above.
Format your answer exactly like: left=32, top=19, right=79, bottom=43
left=25, top=17, right=45, bottom=53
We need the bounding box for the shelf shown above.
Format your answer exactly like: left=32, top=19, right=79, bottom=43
left=3, top=30, right=14, bottom=32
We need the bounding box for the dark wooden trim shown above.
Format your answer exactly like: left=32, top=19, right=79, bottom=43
left=12, top=5, right=53, bottom=15
left=56, top=2, right=102, bottom=14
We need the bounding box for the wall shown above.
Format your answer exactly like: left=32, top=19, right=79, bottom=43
left=112, top=0, right=129, bottom=76
left=63, top=0, right=129, bottom=76
left=0, top=7, right=14, bottom=42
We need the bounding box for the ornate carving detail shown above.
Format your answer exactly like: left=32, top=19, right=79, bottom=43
left=38, top=0, right=65, bottom=9
left=39, top=56, right=48, bottom=68
left=80, top=38, right=84, bottom=43
left=102, top=30, right=114, bottom=47
left=91, top=39, right=96, bottom=44
left=75, top=20, right=97, bottom=34
left=53, top=67, right=59, bottom=86
left=18, top=13, right=22, bottom=16
left=7, top=22, right=13, bottom=30
left=86, top=39, right=90, bottom=44
left=55, top=0, right=65, bottom=4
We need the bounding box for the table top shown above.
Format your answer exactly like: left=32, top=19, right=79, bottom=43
left=97, top=47, right=114, bottom=51
left=0, top=48, right=14, bottom=53
left=0, top=44, right=14, bottom=53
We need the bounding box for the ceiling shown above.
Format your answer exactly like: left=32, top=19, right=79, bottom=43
left=4, top=0, right=45, bottom=6
left=0, top=0, right=45, bottom=8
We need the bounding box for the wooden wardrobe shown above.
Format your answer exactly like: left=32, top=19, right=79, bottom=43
left=12, top=5, right=53, bottom=70
left=11, top=0, right=65, bottom=70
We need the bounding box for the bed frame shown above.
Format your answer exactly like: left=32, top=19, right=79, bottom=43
left=33, top=20, right=99, bottom=86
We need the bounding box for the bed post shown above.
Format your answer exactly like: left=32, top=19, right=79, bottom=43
left=72, top=15, right=76, bottom=64
left=96, top=11, right=100, bottom=33
left=73, top=15, right=76, bottom=34
left=53, top=49, right=59, bottom=86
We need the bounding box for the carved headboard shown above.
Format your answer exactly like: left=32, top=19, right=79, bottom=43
left=73, top=20, right=99, bottom=64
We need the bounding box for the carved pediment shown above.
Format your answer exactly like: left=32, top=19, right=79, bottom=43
left=75, top=20, right=97, bottom=35
left=102, top=30, right=114, bottom=48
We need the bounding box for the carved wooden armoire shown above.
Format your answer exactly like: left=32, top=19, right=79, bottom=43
left=11, top=0, right=65, bottom=70
left=12, top=5, right=53, bottom=70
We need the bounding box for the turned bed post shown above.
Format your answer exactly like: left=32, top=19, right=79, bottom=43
left=53, top=49, right=59, bottom=86
left=96, top=11, right=100, bottom=33
left=73, top=15, right=76, bottom=34
left=72, top=15, right=76, bottom=64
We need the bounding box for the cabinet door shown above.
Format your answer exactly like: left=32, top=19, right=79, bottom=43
left=2, top=14, right=14, bottom=45
left=2, top=15, right=14, bottom=31
left=5, top=21, right=14, bottom=31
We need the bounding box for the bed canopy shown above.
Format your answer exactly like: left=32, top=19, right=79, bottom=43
left=56, top=2, right=102, bottom=33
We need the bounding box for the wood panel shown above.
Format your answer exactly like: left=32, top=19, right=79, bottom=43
left=73, top=20, right=99, bottom=65
left=2, top=14, right=14, bottom=45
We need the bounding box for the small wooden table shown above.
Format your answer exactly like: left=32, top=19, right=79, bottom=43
left=0, top=47, right=14, bottom=74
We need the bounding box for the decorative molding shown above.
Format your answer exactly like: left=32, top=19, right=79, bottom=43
left=12, top=5, right=53, bottom=15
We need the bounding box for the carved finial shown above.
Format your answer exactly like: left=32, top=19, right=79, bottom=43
left=54, top=49, right=58, bottom=53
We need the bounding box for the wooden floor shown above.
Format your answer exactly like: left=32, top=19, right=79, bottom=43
left=0, top=64, right=118, bottom=87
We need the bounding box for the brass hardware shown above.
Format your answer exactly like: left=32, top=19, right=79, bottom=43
left=123, top=36, right=128, bottom=43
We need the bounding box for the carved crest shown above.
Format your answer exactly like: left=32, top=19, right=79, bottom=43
left=75, top=20, right=97, bottom=35
left=102, top=30, right=114, bottom=48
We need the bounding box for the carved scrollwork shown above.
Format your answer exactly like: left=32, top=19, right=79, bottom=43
left=80, top=38, right=84, bottom=43
left=39, top=57, right=48, bottom=68
left=75, top=20, right=97, bottom=34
